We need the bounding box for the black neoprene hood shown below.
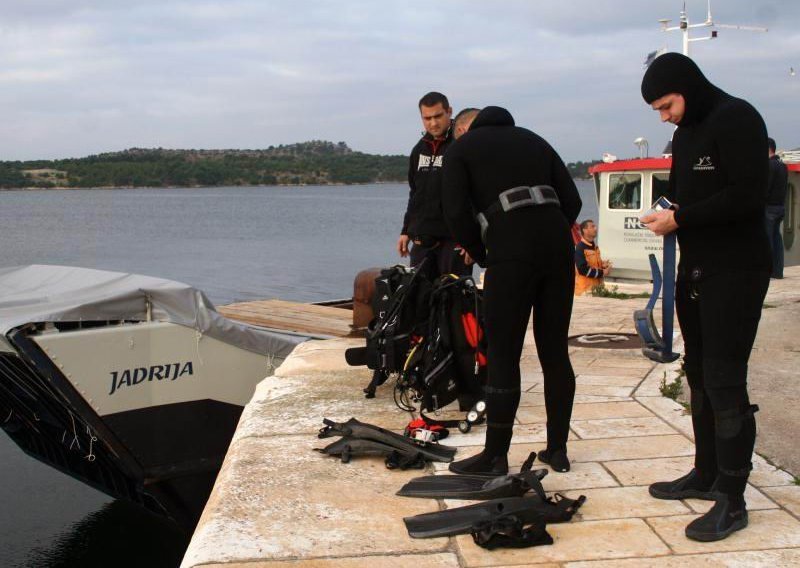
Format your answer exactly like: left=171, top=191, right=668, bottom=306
left=469, top=106, right=515, bottom=130
left=641, top=52, right=723, bottom=126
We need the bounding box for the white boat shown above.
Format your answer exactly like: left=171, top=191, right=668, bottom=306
left=590, top=156, right=800, bottom=279
left=0, top=265, right=307, bottom=526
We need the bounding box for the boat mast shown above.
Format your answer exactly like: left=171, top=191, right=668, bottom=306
left=659, top=1, right=767, bottom=57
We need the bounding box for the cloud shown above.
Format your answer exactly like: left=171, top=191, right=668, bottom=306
left=0, top=0, right=797, bottom=161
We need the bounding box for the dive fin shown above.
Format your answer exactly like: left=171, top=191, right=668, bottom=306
left=397, top=469, right=548, bottom=500
left=403, top=494, right=586, bottom=539
left=318, top=418, right=457, bottom=463
left=314, top=437, right=425, bottom=469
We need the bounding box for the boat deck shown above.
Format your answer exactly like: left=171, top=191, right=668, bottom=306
left=218, top=299, right=360, bottom=338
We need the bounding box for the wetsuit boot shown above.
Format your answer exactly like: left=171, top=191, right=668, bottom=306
left=685, top=494, right=748, bottom=541
left=648, top=469, right=717, bottom=500
left=448, top=451, right=509, bottom=477
left=537, top=448, right=570, bottom=473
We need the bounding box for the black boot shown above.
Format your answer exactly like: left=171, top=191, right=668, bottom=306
left=448, top=451, right=508, bottom=477
left=685, top=494, right=748, bottom=542
left=537, top=448, right=570, bottom=472
left=649, top=469, right=717, bottom=500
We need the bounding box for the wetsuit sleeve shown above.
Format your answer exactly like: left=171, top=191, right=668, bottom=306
left=550, top=149, right=582, bottom=224
left=402, top=147, right=417, bottom=235
left=442, top=149, right=486, bottom=265
left=574, top=243, right=601, bottom=278
left=674, top=106, right=768, bottom=229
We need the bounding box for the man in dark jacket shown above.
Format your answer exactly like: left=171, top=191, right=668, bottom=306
left=398, top=92, right=471, bottom=278
left=766, top=137, right=788, bottom=279
left=441, top=106, right=582, bottom=476
left=641, top=53, right=771, bottom=542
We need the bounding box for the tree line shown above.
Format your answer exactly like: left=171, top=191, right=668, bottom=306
left=0, top=141, right=599, bottom=189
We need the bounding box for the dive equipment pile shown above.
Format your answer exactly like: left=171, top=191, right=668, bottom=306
left=314, top=417, right=456, bottom=469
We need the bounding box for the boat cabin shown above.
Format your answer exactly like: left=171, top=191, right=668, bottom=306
left=589, top=157, right=800, bottom=280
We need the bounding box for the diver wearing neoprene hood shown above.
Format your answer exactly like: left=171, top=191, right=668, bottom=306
left=441, top=106, right=582, bottom=476
left=640, top=53, right=771, bottom=542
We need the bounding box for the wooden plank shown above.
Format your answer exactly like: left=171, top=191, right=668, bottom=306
left=217, top=299, right=361, bottom=338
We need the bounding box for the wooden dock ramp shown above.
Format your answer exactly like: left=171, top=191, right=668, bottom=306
left=218, top=299, right=360, bottom=338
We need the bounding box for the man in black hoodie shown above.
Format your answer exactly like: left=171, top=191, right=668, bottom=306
left=398, top=92, right=471, bottom=278
left=640, top=53, right=771, bottom=542
left=766, top=137, right=788, bottom=279
left=441, top=106, right=582, bottom=476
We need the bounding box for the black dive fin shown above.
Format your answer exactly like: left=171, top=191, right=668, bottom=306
left=397, top=469, right=548, bottom=500
left=318, top=418, right=457, bottom=462
left=403, top=493, right=587, bottom=539
left=314, top=437, right=425, bottom=469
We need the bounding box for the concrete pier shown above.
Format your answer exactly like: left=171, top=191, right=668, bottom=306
left=182, top=268, right=800, bottom=567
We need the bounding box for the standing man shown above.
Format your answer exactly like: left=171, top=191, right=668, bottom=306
left=640, top=53, right=771, bottom=542
left=574, top=219, right=612, bottom=296
left=442, top=106, right=582, bottom=476
left=398, top=92, right=471, bottom=278
left=766, top=137, right=788, bottom=279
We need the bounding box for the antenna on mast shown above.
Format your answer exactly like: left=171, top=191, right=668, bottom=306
left=659, top=0, right=767, bottom=57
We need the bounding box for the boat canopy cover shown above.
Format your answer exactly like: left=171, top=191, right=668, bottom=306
left=0, top=265, right=305, bottom=357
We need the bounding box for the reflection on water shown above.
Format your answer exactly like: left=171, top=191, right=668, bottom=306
left=20, top=501, right=189, bottom=568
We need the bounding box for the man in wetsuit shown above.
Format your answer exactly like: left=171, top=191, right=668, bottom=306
left=441, top=106, right=582, bottom=476
left=640, top=53, right=771, bottom=542
left=398, top=92, right=471, bottom=278
left=765, top=137, right=788, bottom=279
left=574, top=219, right=612, bottom=296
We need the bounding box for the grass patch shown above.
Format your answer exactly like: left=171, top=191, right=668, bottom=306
left=763, top=303, right=776, bottom=309
left=591, top=284, right=651, bottom=300
left=659, top=373, right=684, bottom=401
left=793, top=476, right=800, bottom=486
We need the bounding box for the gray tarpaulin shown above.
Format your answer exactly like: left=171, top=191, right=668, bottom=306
left=0, top=265, right=305, bottom=358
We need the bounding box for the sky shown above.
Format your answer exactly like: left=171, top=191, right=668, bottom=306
left=1, top=0, right=798, bottom=162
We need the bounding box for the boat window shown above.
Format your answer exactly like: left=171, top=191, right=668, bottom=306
left=785, top=182, right=795, bottom=250
left=608, top=173, right=642, bottom=210
left=652, top=172, right=670, bottom=200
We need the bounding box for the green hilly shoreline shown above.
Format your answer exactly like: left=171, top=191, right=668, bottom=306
left=0, top=141, right=598, bottom=189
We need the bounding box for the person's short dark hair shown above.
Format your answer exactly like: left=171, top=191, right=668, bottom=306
left=419, top=92, right=449, bottom=109
left=768, top=137, right=776, bottom=153
left=579, top=219, right=595, bottom=234
left=454, top=107, right=480, bottom=123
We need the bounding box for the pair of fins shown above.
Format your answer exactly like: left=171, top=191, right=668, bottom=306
left=400, top=454, right=586, bottom=539
left=315, top=418, right=457, bottom=469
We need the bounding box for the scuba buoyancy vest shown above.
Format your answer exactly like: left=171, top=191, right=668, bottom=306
left=397, top=274, right=487, bottom=414
left=364, top=263, right=430, bottom=373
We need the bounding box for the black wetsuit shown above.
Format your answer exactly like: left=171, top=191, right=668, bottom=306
left=642, top=53, right=770, bottom=499
left=442, top=106, right=582, bottom=458
left=402, top=125, right=470, bottom=279
left=766, top=154, right=788, bottom=278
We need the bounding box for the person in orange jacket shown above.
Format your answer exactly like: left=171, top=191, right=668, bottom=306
left=574, top=219, right=611, bottom=295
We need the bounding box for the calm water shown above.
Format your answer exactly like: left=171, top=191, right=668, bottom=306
left=0, top=181, right=597, bottom=567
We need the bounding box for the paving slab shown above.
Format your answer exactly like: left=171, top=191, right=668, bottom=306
left=647, top=509, right=800, bottom=554
left=749, top=454, right=797, bottom=488
left=575, top=374, right=644, bottom=387
left=634, top=396, right=693, bottom=439
left=529, top=384, right=635, bottom=398
left=761, top=485, right=800, bottom=517
left=566, top=547, right=800, bottom=567
left=516, top=401, right=654, bottom=424
left=566, top=435, right=695, bottom=463
left=574, top=486, right=691, bottom=520
left=455, top=518, right=669, bottom=565
left=570, top=417, right=677, bottom=439
left=602, top=456, right=694, bottom=486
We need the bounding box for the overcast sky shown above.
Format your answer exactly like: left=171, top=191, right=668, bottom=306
left=1, top=0, right=798, bottom=162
